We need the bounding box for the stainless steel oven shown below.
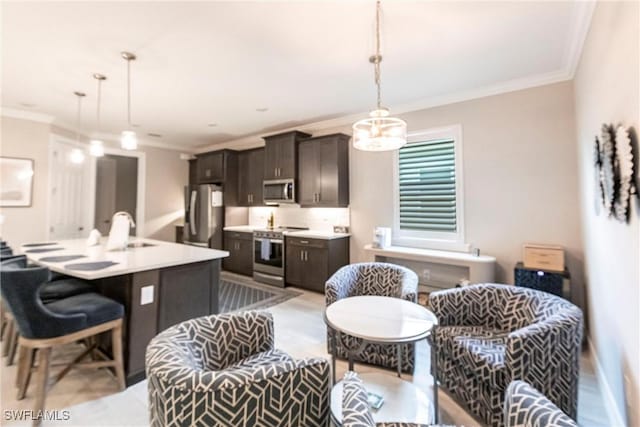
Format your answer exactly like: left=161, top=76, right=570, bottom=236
left=253, top=229, right=285, bottom=287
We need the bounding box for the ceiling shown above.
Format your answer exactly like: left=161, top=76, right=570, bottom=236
left=1, top=1, right=593, bottom=150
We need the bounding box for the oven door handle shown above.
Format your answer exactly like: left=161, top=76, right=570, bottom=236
left=254, top=238, right=283, bottom=244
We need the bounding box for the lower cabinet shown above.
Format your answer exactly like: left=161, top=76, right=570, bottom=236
left=285, top=236, right=349, bottom=292
left=223, top=231, right=254, bottom=276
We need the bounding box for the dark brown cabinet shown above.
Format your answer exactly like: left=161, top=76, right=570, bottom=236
left=237, top=148, right=264, bottom=206
left=193, top=150, right=238, bottom=205
left=298, top=133, right=350, bottom=207
left=263, top=130, right=311, bottom=181
left=223, top=231, right=254, bottom=276
left=196, top=151, right=225, bottom=183
left=285, top=236, right=349, bottom=292
left=195, top=150, right=238, bottom=183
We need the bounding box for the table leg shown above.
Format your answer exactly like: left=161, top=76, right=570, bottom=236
left=431, top=332, right=439, bottom=424
left=397, top=344, right=402, bottom=378
left=332, top=330, right=338, bottom=384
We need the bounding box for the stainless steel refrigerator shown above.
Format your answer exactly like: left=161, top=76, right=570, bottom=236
left=184, top=184, right=224, bottom=249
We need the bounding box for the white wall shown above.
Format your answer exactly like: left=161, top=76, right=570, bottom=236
left=573, top=2, right=639, bottom=425
left=0, top=117, right=188, bottom=245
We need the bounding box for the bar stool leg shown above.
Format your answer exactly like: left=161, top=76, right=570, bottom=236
left=111, top=322, right=126, bottom=390
left=17, top=347, right=35, bottom=400
left=397, top=344, right=402, bottom=378
left=5, top=326, right=18, bottom=366
left=33, top=347, right=51, bottom=426
left=3, top=319, right=13, bottom=357
left=8, top=328, right=19, bottom=365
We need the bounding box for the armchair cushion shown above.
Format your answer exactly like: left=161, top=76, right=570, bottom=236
left=452, top=334, right=508, bottom=387
left=39, top=278, right=94, bottom=302
left=228, top=348, right=292, bottom=370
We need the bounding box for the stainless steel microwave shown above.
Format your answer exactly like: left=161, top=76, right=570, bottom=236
left=263, top=179, right=295, bottom=204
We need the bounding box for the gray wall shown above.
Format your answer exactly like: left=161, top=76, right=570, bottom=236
left=313, top=81, right=583, bottom=299
left=574, top=2, right=639, bottom=425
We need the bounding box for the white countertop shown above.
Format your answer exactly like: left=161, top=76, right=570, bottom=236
left=223, top=226, right=258, bottom=232
left=20, top=238, right=229, bottom=280
left=286, top=230, right=350, bottom=240
left=223, top=225, right=350, bottom=240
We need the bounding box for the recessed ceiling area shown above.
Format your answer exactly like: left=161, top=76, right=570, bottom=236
left=1, top=1, right=592, bottom=149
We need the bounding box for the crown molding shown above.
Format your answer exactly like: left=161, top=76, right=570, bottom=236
left=565, top=1, right=596, bottom=78
left=196, top=68, right=575, bottom=153
left=88, top=131, right=197, bottom=153
left=1, top=107, right=55, bottom=124
left=197, top=3, right=596, bottom=154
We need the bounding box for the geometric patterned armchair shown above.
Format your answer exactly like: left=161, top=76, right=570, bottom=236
left=429, top=284, right=583, bottom=427
left=325, top=263, right=419, bottom=374
left=504, top=380, right=578, bottom=427
left=146, top=311, right=331, bottom=427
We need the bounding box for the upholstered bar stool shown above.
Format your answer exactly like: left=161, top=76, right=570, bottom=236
left=1, top=264, right=125, bottom=426
left=1, top=256, right=95, bottom=366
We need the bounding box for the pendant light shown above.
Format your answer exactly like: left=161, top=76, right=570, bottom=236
left=352, top=0, right=407, bottom=151
left=70, top=91, right=86, bottom=164
left=120, top=51, right=137, bottom=150
left=90, top=73, right=106, bottom=157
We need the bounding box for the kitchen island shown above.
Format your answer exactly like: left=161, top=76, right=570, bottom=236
left=21, top=238, right=229, bottom=385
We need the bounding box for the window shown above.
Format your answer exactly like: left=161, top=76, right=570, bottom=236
left=393, top=125, right=466, bottom=251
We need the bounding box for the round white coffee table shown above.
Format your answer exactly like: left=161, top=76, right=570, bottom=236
left=330, top=372, right=434, bottom=425
left=324, top=295, right=439, bottom=424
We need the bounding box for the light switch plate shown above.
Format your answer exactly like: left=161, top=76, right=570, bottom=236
left=140, top=285, right=154, bottom=305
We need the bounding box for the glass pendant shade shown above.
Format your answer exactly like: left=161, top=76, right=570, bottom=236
left=69, top=148, right=86, bottom=164
left=121, top=130, right=138, bottom=150
left=352, top=109, right=407, bottom=151
left=89, top=140, right=105, bottom=157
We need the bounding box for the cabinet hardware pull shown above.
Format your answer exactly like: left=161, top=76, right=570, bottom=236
left=300, top=251, right=304, bottom=261
left=304, top=250, right=308, bottom=261
left=300, top=240, right=309, bottom=244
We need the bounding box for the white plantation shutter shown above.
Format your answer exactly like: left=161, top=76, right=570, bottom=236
left=398, top=138, right=457, bottom=232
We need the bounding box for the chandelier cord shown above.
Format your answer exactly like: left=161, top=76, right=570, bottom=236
left=76, top=94, right=82, bottom=142
left=96, top=78, right=102, bottom=131
left=126, top=58, right=131, bottom=128
left=374, top=0, right=382, bottom=110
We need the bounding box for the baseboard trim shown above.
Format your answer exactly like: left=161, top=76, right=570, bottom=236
left=587, top=337, right=627, bottom=426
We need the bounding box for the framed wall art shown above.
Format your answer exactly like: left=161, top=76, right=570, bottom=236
left=0, top=157, right=34, bottom=207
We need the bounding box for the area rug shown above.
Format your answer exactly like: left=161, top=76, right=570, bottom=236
left=219, top=272, right=302, bottom=313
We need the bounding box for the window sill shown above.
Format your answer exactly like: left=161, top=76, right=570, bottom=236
left=364, top=244, right=496, bottom=264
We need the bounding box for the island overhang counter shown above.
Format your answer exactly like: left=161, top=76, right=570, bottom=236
left=20, top=238, right=229, bottom=385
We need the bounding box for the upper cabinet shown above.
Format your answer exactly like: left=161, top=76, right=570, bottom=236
left=263, top=130, right=311, bottom=181
left=193, top=150, right=238, bottom=205
left=237, top=148, right=265, bottom=206
left=298, top=133, right=350, bottom=207
left=196, top=151, right=225, bottom=183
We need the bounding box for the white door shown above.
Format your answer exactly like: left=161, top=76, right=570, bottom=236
left=49, top=139, right=94, bottom=240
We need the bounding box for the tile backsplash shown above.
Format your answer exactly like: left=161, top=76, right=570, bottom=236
left=248, top=206, right=350, bottom=232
